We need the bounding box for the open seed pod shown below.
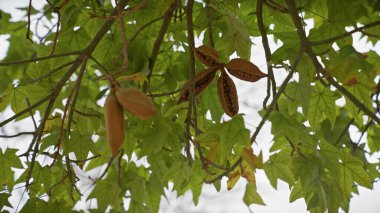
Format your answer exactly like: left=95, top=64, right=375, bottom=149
left=115, top=87, right=156, bottom=120
left=104, top=88, right=125, bottom=157
left=225, top=58, right=267, bottom=82
left=193, top=45, right=222, bottom=67
left=178, top=67, right=218, bottom=104
left=217, top=70, right=239, bottom=117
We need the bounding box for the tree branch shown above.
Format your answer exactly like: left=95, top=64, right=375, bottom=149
left=257, top=0, right=276, bottom=109
left=24, top=0, right=131, bottom=189
left=146, top=2, right=177, bottom=82
left=67, top=60, right=87, bottom=134
left=185, top=0, right=196, bottom=167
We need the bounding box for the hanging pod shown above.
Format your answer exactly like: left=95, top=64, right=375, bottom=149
left=104, top=88, right=125, bottom=157
left=115, top=87, right=156, bottom=120
left=217, top=70, right=239, bottom=117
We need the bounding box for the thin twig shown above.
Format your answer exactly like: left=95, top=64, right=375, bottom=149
left=97, top=157, right=115, bottom=180
left=149, top=88, right=181, bottom=97
left=355, top=119, right=373, bottom=145
left=206, top=0, right=215, bottom=47
left=0, top=94, right=52, bottom=127
left=116, top=1, right=129, bottom=73
left=310, top=20, right=380, bottom=46
left=146, top=2, right=177, bottom=82
left=67, top=60, right=88, bottom=134
left=68, top=154, right=101, bottom=164
left=27, top=61, right=76, bottom=84
left=25, top=98, right=38, bottom=130
left=129, top=16, right=164, bottom=43
left=257, top=0, right=276, bottom=109
left=46, top=0, right=62, bottom=55
left=0, top=51, right=82, bottom=66
left=204, top=158, right=242, bottom=183
left=335, top=118, right=354, bottom=145
left=26, top=0, right=33, bottom=42
left=0, top=132, right=35, bottom=138
left=264, top=0, right=288, bottom=13
left=89, top=56, right=109, bottom=74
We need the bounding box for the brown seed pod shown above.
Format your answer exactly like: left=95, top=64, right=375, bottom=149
left=115, top=87, right=156, bottom=120
left=178, top=67, right=218, bottom=104
left=225, top=58, right=267, bottom=82
left=193, top=45, right=222, bottom=67
left=104, top=88, right=125, bottom=157
left=217, top=70, right=239, bottom=117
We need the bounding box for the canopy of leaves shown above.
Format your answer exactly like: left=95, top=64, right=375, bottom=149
left=1, top=0, right=380, bottom=212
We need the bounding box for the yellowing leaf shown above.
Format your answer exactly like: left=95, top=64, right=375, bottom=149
left=227, top=167, right=241, bottom=190
left=206, top=142, right=221, bottom=164
left=242, top=147, right=263, bottom=170
left=117, top=72, right=148, bottom=87
left=242, top=164, right=256, bottom=183
left=43, top=116, right=62, bottom=133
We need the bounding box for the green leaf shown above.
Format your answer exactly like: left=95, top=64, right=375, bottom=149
left=368, top=126, right=380, bottom=153
left=199, top=81, right=224, bottom=122
left=164, top=161, right=191, bottom=187
left=0, top=149, right=23, bottom=187
left=62, top=133, right=96, bottom=160
left=341, top=151, right=371, bottom=189
left=88, top=179, right=121, bottom=211
left=318, top=140, right=341, bottom=173
left=264, top=152, right=295, bottom=189
left=208, top=115, right=250, bottom=161
left=243, top=183, right=265, bottom=206
left=308, top=83, right=337, bottom=130
left=285, top=81, right=312, bottom=116
left=0, top=193, right=11, bottom=210
left=311, top=0, right=328, bottom=28
left=19, top=198, right=48, bottom=213
left=218, top=12, right=251, bottom=59
left=289, top=181, right=303, bottom=203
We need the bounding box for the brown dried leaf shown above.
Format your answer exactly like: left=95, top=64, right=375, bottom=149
left=178, top=67, right=218, bottom=104
left=104, top=89, right=125, bottom=157
left=217, top=70, right=239, bottom=117
left=193, top=45, right=222, bottom=67
left=115, top=87, right=156, bottom=120
left=225, top=58, right=267, bottom=82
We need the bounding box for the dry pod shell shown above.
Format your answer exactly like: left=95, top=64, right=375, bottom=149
left=178, top=67, right=218, bottom=104
left=104, top=88, right=125, bottom=157
left=225, top=58, right=267, bottom=82
left=217, top=70, right=239, bottom=117
left=115, top=87, right=156, bottom=120
left=193, top=45, right=222, bottom=67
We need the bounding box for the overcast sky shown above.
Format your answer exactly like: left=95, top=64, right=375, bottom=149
left=1, top=1, right=380, bottom=212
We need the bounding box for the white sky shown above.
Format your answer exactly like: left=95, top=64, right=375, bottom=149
left=1, top=1, right=380, bottom=212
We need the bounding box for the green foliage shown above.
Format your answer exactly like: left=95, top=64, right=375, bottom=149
left=0, top=0, right=380, bottom=212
